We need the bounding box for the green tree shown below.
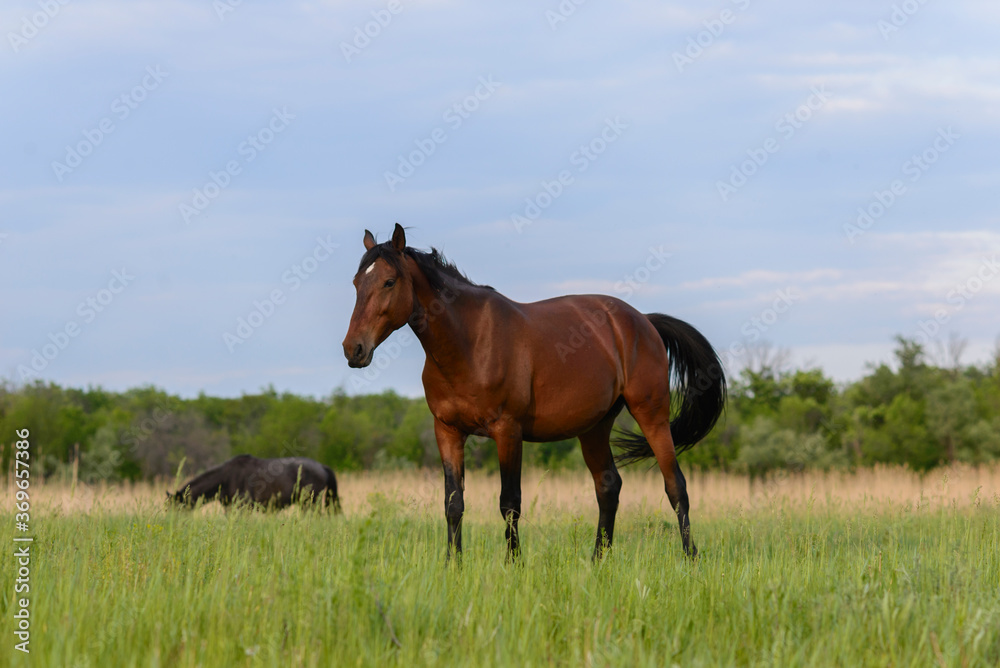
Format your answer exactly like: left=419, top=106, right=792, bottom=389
left=926, top=378, right=976, bottom=464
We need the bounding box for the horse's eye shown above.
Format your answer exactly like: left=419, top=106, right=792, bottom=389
left=384, top=279, right=396, bottom=288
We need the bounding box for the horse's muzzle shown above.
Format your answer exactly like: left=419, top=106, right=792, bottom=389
left=344, top=341, right=374, bottom=368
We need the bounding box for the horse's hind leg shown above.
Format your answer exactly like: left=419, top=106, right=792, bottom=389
left=580, top=416, right=622, bottom=560
left=625, top=391, right=697, bottom=557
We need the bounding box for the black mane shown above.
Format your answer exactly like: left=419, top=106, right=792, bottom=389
left=357, top=242, right=492, bottom=293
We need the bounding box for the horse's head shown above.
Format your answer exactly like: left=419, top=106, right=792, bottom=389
left=167, top=488, right=192, bottom=509
left=343, top=224, right=415, bottom=368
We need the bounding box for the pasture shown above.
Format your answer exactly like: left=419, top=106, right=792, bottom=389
left=4, top=466, right=999, bottom=667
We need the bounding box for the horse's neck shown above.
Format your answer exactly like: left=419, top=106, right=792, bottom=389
left=409, top=272, right=481, bottom=374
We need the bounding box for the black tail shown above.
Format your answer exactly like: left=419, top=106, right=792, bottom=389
left=324, top=466, right=342, bottom=514
left=613, top=313, right=727, bottom=466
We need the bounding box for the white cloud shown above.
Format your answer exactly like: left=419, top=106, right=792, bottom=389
left=678, top=268, right=842, bottom=290
left=755, top=56, right=1000, bottom=117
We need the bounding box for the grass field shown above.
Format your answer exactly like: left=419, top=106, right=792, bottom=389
left=3, top=466, right=1000, bottom=667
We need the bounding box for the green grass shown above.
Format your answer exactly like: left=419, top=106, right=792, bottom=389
left=3, top=494, right=999, bottom=667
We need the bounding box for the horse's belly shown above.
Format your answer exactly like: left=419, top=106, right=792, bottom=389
left=522, top=403, right=616, bottom=441
left=521, top=371, right=621, bottom=441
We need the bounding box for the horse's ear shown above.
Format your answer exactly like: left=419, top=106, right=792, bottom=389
left=391, top=223, right=406, bottom=252
left=363, top=229, right=376, bottom=250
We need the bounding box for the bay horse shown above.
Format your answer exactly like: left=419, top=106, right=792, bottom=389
left=169, top=455, right=340, bottom=512
left=342, top=224, right=725, bottom=559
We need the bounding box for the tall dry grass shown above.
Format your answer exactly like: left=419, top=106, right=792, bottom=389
left=10, top=464, right=1000, bottom=520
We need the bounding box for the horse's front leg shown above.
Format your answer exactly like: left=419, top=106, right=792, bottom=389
left=434, top=419, right=467, bottom=561
left=494, top=421, right=524, bottom=560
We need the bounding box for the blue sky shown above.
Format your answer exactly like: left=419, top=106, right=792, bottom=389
left=1, top=0, right=998, bottom=398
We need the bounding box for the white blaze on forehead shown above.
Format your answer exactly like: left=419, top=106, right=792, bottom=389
left=365, top=263, right=375, bottom=275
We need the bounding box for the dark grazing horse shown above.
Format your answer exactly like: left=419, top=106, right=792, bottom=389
left=169, top=455, right=340, bottom=511
left=342, top=224, right=725, bottom=560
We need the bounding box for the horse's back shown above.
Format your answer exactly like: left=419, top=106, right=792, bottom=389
left=271, top=458, right=335, bottom=503
left=519, top=293, right=652, bottom=342
left=275, top=457, right=328, bottom=483
left=226, top=457, right=329, bottom=506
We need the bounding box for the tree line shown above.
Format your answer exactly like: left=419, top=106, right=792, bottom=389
left=2, top=337, right=998, bottom=482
